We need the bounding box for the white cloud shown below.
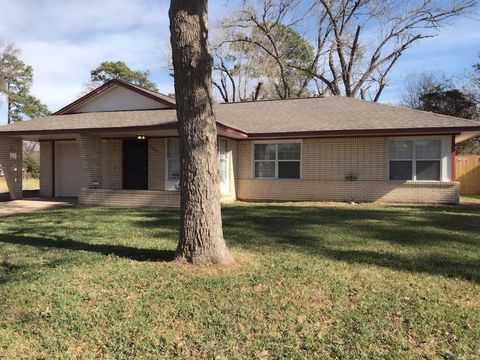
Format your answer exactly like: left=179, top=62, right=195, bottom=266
left=0, top=0, right=475, bottom=123
left=0, top=0, right=177, bottom=121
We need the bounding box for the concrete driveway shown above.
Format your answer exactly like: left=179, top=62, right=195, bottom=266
left=0, top=198, right=75, bottom=216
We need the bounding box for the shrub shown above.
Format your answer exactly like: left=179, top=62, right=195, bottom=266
left=23, top=157, right=40, bottom=179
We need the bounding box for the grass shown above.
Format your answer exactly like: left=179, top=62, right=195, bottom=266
left=0, top=178, right=39, bottom=202
left=462, top=195, right=480, bottom=205
left=0, top=202, right=479, bottom=359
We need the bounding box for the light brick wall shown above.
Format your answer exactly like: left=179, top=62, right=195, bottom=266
left=77, top=135, right=103, bottom=188
left=148, top=138, right=166, bottom=190
left=48, top=135, right=459, bottom=205
left=78, top=188, right=236, bottom=208
left=236, top=137, right=459, bottom=204
left=237, top=180, right=459, bottom=204
left=102, top=139, right=122, bottom=189
left=39, top=141, right=53, bottom=197
left=0, top=137, right=23, bottom=199
left=303, top=137, right=387, bottom=180
left=79, top=188, right=180, bottom=208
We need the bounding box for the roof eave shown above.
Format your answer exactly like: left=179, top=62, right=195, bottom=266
left=1, top=124, right=478, bottom=139
left=245, top=126, right=479, bottom=139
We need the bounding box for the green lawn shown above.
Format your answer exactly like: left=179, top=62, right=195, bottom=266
left=0, top=203, right=479, bottom=359
left=462, top=195, right=480, bottom=205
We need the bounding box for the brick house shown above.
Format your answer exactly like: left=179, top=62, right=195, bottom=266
left=1, top=79, right=480, bottom=206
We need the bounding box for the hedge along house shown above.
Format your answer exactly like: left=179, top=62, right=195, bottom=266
left=1, top=79, right=480, bottom=206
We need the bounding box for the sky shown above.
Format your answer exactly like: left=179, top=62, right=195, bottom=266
left=0, top=0, right=479, bottom=125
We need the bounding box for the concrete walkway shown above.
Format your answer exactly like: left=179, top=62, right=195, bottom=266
left=0, top=198, right=75, bottom=217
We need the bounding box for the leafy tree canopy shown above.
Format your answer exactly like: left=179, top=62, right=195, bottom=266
left=213, top=22, right=314, bottom=101
left=90, top=61, right=159, bottom=91
left=403, top=73, right=479, bottom=154
left=419, top=85, right=478, bottom=120
left=0, top=43, right=50, bottom=123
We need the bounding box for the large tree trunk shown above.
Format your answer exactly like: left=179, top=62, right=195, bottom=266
left=169, top=0, right=234, bottom=265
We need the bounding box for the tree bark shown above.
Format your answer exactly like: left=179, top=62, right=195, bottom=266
left=169, top=0, right=234, bottom=265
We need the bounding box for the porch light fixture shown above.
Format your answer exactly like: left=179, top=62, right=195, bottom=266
left=137, top=134, right=146, bottom=140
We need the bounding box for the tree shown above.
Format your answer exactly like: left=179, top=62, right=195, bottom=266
left=403, top=73, right=480, bottom=154
left=213, top=21, right=314, bottom=101
left=223, top=0, right=475, bottom=101
left=169, top=0, right=234, bottom=265
left=90, top=61, right=159, bottom=91
left=471, top=54, right=480, bottom=99
left=419, top=88, right=478, bottom=120
left=0, top=43, right=50, bottom=123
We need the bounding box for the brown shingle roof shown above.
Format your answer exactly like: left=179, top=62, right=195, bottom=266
left=215, top=96, right=480, bottom=134
left=0, top=96, right=479, bottom=136
left=0, top=110, right=178, bottom=133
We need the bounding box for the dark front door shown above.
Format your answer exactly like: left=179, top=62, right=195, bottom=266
left=123, top=139, right=148, bottom=190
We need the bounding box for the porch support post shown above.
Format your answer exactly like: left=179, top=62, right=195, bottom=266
left=77, top=134, right=103, bottom=188
left=0, top=137, right=23, bottom=200
left=451, top=134, right=456, bottom=182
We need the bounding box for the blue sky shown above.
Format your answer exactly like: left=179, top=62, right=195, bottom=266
left=0, top=0, right=479, bottom=125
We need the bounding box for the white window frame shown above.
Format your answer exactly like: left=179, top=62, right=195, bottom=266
left=218, top=138, right=229, bottom=194
left=252, top=140, right=302, bottom=180
left=165, top=137, right=180, bottom=190
left=388, top=136, right=451, bottom=181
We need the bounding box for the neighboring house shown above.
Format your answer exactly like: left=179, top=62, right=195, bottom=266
left=0, top=78, right=480, bottom=205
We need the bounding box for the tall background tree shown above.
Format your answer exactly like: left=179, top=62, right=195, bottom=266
left=0, top=43, right=50, bottom=123
left=402, top=72, right=480, bottom=154
left=85, top=61, right=159, bottom=92
left=212, top=0, right=475, bottom=102
left=169, top=0, right=234, bottom=265
left=213, top=22, right=315, bottom=101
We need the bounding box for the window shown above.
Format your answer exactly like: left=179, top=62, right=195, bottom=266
left=253, top=143, right=301, bottom=179
left=167, top=138, right=180, bottom=189
left=389, top=140, right=441, bottom=181
left=219, top=139, right=229, bottom=193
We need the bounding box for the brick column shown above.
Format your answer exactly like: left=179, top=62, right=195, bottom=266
left=77, top=135, right=103, bottom=188
left=39, top=141, right=53, bottom=197
left=0, top=137, right=23, bottom=199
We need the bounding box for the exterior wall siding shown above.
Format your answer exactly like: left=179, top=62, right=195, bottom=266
left=43, top=135, right=459, bottom=206
left=40, top=141, right=53, bottom=197
left=148, top=138, right=166, bottom=190
left=77, top=135, right=103, bottom=188
left=74, top=85, right=168, bottom=113
left=0, top=137, right=23, bottom=199
left=102, top=139, right=123, bottom=190
left=237, top=180, right=459, bottom=204
left=79, top=188, right=180, bottom=208
left=236, top=137, right=459, bottom=204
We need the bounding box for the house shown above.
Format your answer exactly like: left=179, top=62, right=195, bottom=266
left=1, top=79, right=480, bottom=206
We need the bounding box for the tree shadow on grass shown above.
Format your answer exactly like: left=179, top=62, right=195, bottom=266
left=1, top=204, right=479, bottom=283
left=129, top=204, right=480, bottom=283
left=0, top=233, right=176, bottom=263
left=323, top=248, right=480, bottom=283
left=0, top=190, right=39, bottom=202
left=218, top=205, right=480, bottom=283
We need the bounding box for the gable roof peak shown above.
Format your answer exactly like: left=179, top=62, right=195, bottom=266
left=53, top=78, right=176, bottom=115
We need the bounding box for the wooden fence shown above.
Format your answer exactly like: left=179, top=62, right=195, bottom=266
left=456, top=155, right=480, bottom=195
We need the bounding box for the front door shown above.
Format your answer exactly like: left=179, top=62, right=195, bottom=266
left=123, top=139, right=148, bottom=190
left=55, top=141, right=87, bottom=197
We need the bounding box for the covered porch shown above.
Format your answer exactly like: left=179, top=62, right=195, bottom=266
left=0, top=124, right=241, bottom=208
